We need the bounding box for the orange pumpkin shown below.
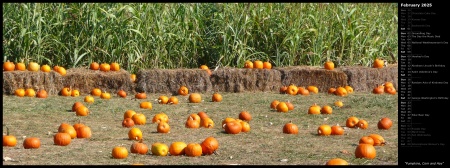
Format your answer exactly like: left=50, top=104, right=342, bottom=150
left=132, top=113, right=147, bottom=125
left=112, top=146, right=128, bottom=159
left=128, top=127, right=143, bottom=141
left=297, top=87, right=310, bottom=96
left=279, top=86, right=288, bottom=94
left=355, top=144, right=376, bottom=159
left=117, top=90, right=127, bottom=98
left=169, top=141, right=187, bottom=156
left=334, top=86, right=348, bottom=96
left=23, top=137, right=41, bottom=149
left=197, top=111, right=209, bottom=120
left=61, top=87, right=72, bottom=96
left=72, top=102, right=84, bottom=112
left=188, top=93, right=202, bottom=103
left=152, top=113, right=169, bottom=124
left=320, top=105, right=333, bottom=114
left=184, top=143, right=202, bottom=157
left=185, top=116, right=200, bottom=129
left=324, top=61, right=335, bottom=70
left=276, top=102, right=289, bottom=113
left=326, top=158, right=348, bottom=165
left=328, top=87, right=336, bottom=94
left=178, top=86, right=189, bottom=96
left=158, top=95, right=169, bottom=104
left=346, top=116, right=359, bottom=128
left=110, top=62, right=120, bottom=71
left=359, top=136, right=375, bottom=145
left=157, top=122, right=170, bottom=133
left=369, top=134, right=386, bottom=146
left=331, top=125, right=344, bottom=135
left=168, top=96, right=179, bottom=105
left=130, top=139, right=149, bottom=155
left=263, top=61, right=272, bottom=69
left=283, top=121, right=299, bottom=134
left=122, top=118, right=135, bottom=128
left=76, top=126, right=92, bottom=138
left=308, top=103, right=321, bottom=114
left=270, top=100, right=280, bottom=109
left=238, top=111, right=252, bottom=122
left=130, top=74, right=137, bottom=83
left=286, top=101, right=294, bottom=111
left=373, top=84, right=385, bottom=94
left=356, top=119, right=369, bottom=129
left=200, top=117, right=215, bottom=128
left=3, top=60, right=16, bottom=71
left=212, top=92, right=223, bottom=102
left=25, top=88, right=36, bottom=97
left=253, top=60, right=263, bottom=69
left=317, top=124, right=332, bottom=136
left=15, top=62, right=26, bottom=71
left=135, top=92, right=147, bottom=99
left=373, top=58, right=385, bottom=68
left=306, top=86, right=319, bottom=94
left=40, top=64, right=51, bottom=72
left=378, top=117, right=393, bottom=130
left=55, top=66, right=66, bottom=76
left=91, top=88, right=102, bottom=96
left=223, top=120, right=242, bottom=134
left=36, top=90, right=48, bottom=98
left=90, top=62, right=100, bottom=70
left=384, top=86, right=397, bottom=95
left=27, top=62, right=40, bottom=72
left=201, top=136, right=219, bottom=155
left=286, top=84, right=298, bottom=95
left=124, top=110, right=137, bottom=119
left=15, top=88, right=25, bottom=97
left=99, top=63, right=110, bottom=72
left=75, top=106, right=89, bottom=116
left=3, top=128, right=17, bottom=147
left=244, top=60, right=253, bottom=68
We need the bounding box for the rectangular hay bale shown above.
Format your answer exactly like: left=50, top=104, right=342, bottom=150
left=341, top=64, right=398, bottom=92
left=276, top=66, right=348, bottom=92
left=210, top=67, right=282, bottom=93
left=3, top=71, right=64, bottom=95
left=135, top=69, right=212, bottom=94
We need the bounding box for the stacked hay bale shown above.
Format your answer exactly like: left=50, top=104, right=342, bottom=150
left=63, top=67, right=134, bottom=94
left=3, top=71, right=64, bottom=95
left=276, top=66, right=348, bottom=92
left=210, top=67, right=282, bottom=93
left=135, top=69, right=212, bottom=95
left=341, top=64, right=398, bottom=92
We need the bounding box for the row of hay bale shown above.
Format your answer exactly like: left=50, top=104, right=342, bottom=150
left=2, top=65, right=398, bottom=95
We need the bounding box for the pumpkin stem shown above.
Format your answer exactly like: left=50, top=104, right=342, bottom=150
left=6, top=126, right=10, bottom=135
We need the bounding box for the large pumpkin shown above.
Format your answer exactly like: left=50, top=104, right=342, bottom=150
left=76, top=126, right=92, bottom=138
left=184, top=143, right=202, bottom=157
left=378, top=117, right=393, bottom=130
left=23, top=137, right=41, bottom=149
left=132, top=113, right=147, bottom=125
left=3, top=60, right=15, bottom=71
left=223, top=120, right=242, bottom=134
left=189, top=93, right=202, bottom=103
left=112, top=146, right=128, bottom=159
left=54, top=132, right=71, bottom=146
left=128, top=128, right=143, bottom=141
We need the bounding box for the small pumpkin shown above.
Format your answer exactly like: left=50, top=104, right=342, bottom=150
left=223, top=120, right=242, bottom=134
left=197, top=111, right=209, bottom=120
left=212, top=92, right=223, bottom=102
left=124, top=110, right=137, bottom=119
left=344, top=85, right=354, bottom=93
left=130, top=74, right=137, bottom=83
left=201, top=136, right=219, bottom=155
left=59, top=125, right=77, bottom=139
left=368, top=134, right=386, bottom=146
left=178, top=86, right=189, bottom=96
left=84, top=95, right=95, bottom=103
left=15, top=62, right=26, bottom=71
left=240, top=120, right=251, bottom=132
left=200, top=117, right=215, bottom=128
left=75, top=106, right=89, bottom=116
left=189, top=93, right=202, bottom=103
left=238, top=111, right=252, bottom=122
left=157, top=122, right=170, bottom=133
left=61, top=87, right=72, bottom=96
left=372, top=84, right=385, bottom=94
left=324, top=61, right=335, bottom=70
left=169, top=141, right=187, bottom=156
left=128, top=127, right=143, bottom=141
left=346, top=116, right=359, bottom=128
left=99, top=63, right=110, bottom=72
left=200, top=65, right=209, bottom=70
left=151, top=142, right=169, bottom=156
left=15, top=88, right=25, bottom=97
left=185, top=143, right=203, bottom=157
left=122, top=118, right=135, bottom=128
left=91, top=88, right=102, bottom=96
left=378, top=117, right=393, bottom=130
left=130, top=139, right=149, bottom=155
left=152, top=113, right=169, bottom=124
left=110, top=62, right=120, bottom=71
left=100, top=91, right=111, bottom=99
left=135, top=92, right=147, bottom=99
left=158, top=95, right=169, bottom=104
left=90, top=62, right=100, bottom=70
left=306, top=85, right=319, bottom=94
left=355, top=144, right=376, bottom=159
left=320, top=105, right=333, bottom=114
left=279, top=86, right=288, bottom=94
left=185, top=116, right=200, bottom=129
left=140, top=101, right=152, bottom=110
left=356, top=119, right=369, bottom=129
left=55, top=66, right=66, bottom=76
left=331, top=124, right=344, bottom=135
left=286, top=84, right=298, bottom=95
left=359, top=136, right=375, bottom=145
left=244, top=60, right=253, bottom=68
left=72, top=102, right=84, bottom=112
left=3, top=127, right=17, bottom=147
left=40, top=64, right=51, bottom=72
left=383, top=81, right=394, bottom=88
left=283, top=121, right=299, bottom=134
left=76, top=126, right=91, bottom=138
left=334, top=86, right=348, bottom=96
left=308, top=103, right=321, bottom=114
left=270, top=100, right=280, bottom=109
left=3, top=60, right=15, bottom=71
left=71, top=89, right=80, bottom=97
left=286, top=101, right=294, bottom=111
left=327, top=87, right=336, bottom=94
left=276, top=102, right=289, bottom=113
left=221, top=118, right=236, bottom=129
left=325, top=158, right=348, bottom=165
left=27, top=62, right=40, bottom=72
left=334, top=100, right=344, bottom=108
left=168, top=96, right=179, bottom=105
left=263, top=61, right=272, bottom=69
left=253, top=60, right=264, bottom=69
left=117, top=90, right=127, bottom=98
left=317, top=124, right=332, bottom=136
left=25, top=88, right=36, bottom=97
left=36, top=89, right=48, bottom=98
left=54, top=132, right=71, bottom=146
left=373, top=58, right=385, bottom=68
left=297, top=87, right=310, bottom=96
left=132, top=113, right=147, bottom=125
left=112, top=146, right=128, bottom=159
left=23, top=137, right=41, bottom=149
left=384, top=86, right=397, bottom=95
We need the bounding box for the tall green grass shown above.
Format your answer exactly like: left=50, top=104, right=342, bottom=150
left=3, top=3, right=397, bottom=73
